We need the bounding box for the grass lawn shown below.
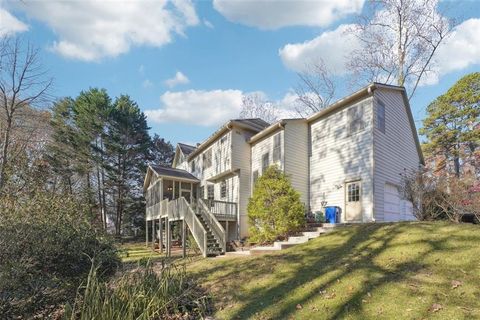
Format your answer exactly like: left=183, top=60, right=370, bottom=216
left=187, top=222, right=480, bottom=320
left=118, top=242, right=164, bottom=263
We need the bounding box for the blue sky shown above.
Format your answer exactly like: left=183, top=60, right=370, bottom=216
left=1, top=0, right=479, bottom=146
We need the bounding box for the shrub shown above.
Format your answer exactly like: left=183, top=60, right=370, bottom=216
left=401, top=169, right=480, bottom=222
left=0, top=192, right=119, bottom=318
left=247, top=165, right=305, bottom=243
left=64, top=261, right=210, bottom=319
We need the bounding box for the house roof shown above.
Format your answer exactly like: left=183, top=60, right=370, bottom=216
left=248, top=118, right=306, bottom=144
left=187, top=118, right=270, bottom=160
left=150, top=165, right=199, bottom=182
left=178, top=143, right=196, bottom=156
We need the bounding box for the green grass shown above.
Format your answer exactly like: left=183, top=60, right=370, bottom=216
left=187, top=222, right=480, bottom=320
left=118, top=242, right=163, bottom=263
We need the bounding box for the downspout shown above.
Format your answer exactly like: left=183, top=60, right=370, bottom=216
left=369, top=86, right=377, bottom=223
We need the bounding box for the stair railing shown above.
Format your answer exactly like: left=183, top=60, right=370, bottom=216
left=198, top=199, right=226, bottom=253
left=172, top=197, right=208, bottom=257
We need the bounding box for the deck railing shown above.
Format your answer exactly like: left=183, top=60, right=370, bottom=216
left=198, top=199, right=226, bottom=253
left=203, top=199, right=238, bottom=220
left=168, top=197, right=208, bottom=257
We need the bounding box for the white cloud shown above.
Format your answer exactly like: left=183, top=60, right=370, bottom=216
left=142, top=79, right=154, bottom=88
left=422, top=18, right=480, bottom=86
left=279, top=24, right=359, bottom=75
left=7, top=0, right=199, bottom=61
left=213, top=0, right=364, bottom=30
left=138, top=64, right=145, bottom=75
left=145, top=89, right=243, bottom=126
left=204, top=19, right=214, bottom=29
left=0, top=8, right=28, bottom=36
left=164, top=71, right=190, bottom=88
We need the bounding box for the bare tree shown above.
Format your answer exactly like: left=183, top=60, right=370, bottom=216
left=348, top=0, right=453, bottom=99
left=239, top=92, right=279, bottom=124
left=294, top=60, right=336, bottom=117
left=0, top=38, right=52, bottom=190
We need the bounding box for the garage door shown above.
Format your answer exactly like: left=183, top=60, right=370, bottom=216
left=384, top=183, right=401, bottom=222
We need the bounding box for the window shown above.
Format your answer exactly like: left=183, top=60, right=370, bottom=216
left=347, top=183, right=360, bottom=202
left=376, top=102, right=386, bottom=133
left=273, top=133, right=281, bottom=162
left=262, top=152, right=269, bottom=173
left=207, top=184, right=214, bottom=200
left=220, top=135, right=227, bottom=144
left=220, top=180, right=227, bottom=198
left=252, top=170, right=259, bottom=186
left=203, top=149, right=212, bottom=169
left=348, top=105, right=365, bottom=136
left=199, top=186, right=205, bottom=199
left=190, top=160, right=195, bottom=173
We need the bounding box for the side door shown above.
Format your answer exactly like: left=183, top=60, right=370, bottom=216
left=345, top=181, right=362, bottom=221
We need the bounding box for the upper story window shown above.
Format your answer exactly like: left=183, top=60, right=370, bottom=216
left=262, top=152, right=269, bottom=173
left=207, top=184, right=214, bottom=200
left=220, top=135, right=228, bottom=144
left=190, top=160, right=195, bottom=173
left=220, top=180, right=227, bottom=198
left=203, top=148, right=212, bottom=170
left=348, top=104, right=365, bottom=136
left=273, top=133, right=281, bottom=162
left=376, top=101, right=386, bottom=133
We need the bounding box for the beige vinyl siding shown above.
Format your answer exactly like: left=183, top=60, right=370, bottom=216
left=231, top=128, right=255, bottom=238
left=309, top=96, right=375, bottom=222
left=251, top=128, right=284, bottom=178
left=283, top=120, right=309, bottom=207
left=372, top=89, right=421, bottom=221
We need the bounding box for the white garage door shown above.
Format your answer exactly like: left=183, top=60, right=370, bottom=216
left=384, top=183, right=401, bottom=222
left=384, top=183, right=416, bottom=221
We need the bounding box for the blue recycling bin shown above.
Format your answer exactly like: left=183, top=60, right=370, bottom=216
left=325, top=206, right=340, bottom=223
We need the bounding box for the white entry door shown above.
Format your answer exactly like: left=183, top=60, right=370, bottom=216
left=345, top=181, right=362, bottom=221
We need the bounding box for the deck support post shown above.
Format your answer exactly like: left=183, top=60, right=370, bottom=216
left=159, top=217, right=163, bottom=253
left=225, top=221, right=229, bottom=252
left=182, top=219, right=186, bottom=258
left=145, top=219, right=149, bottom=247
left=152, top=218, right=156, bottom=250
left=166, top=218, right=171, bottom=257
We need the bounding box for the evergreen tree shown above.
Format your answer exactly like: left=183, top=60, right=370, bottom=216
left=73, top=88, right=111, bottom=227
left=149, top=134, right=175, bottom=166
left=47, top=98, right=77, bottom=194
left=421, top=73, right=480, bottom=177
left=105, top=95, right=151, bottom=235
left=247, top=165, right=305, bottom=243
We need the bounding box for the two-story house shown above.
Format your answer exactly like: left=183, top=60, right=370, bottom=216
left=144, top=83, right=424, bottom=257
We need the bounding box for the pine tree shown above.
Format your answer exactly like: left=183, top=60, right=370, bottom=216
left=149, top=134, right=175, bottom=166
left=73, top=88, right=111, bottom=227
left=105, top=95, right=151, bottom=236
left=421, top=73, right=480, bottom=177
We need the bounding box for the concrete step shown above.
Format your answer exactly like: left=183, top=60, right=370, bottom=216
left=286, top=236, right=310, bottom=243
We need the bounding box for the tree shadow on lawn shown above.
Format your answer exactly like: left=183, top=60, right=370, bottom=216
left=192, top=222, right=480, bottom=319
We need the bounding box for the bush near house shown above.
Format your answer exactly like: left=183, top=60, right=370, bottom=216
left=0, top=192, right=119, bottom=318
left=247, top=165, right=305, bottom=243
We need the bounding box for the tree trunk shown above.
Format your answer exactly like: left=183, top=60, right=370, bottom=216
left=0, top=115, right=12, bottom=191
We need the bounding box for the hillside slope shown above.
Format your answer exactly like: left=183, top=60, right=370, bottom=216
left=188, top=222, right=480, bottom=319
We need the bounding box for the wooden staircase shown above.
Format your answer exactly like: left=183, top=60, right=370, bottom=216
left=196, top=213, right=223, bottom=257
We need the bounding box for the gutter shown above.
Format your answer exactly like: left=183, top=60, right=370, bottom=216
left=248, top=120, right=286, bottom=144
left=187, top=120, right=265, bottom=161
left=307, top=84, right=375, bottom=123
